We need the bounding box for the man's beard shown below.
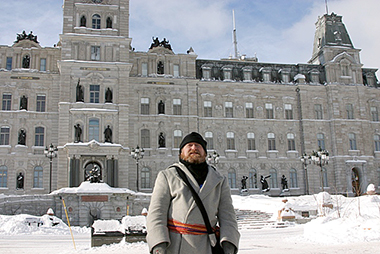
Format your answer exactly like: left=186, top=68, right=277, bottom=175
left=180, top=152, right=206, bottom=164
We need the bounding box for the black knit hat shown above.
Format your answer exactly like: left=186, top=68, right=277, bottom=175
left=179, top=132, right=207, bottom=154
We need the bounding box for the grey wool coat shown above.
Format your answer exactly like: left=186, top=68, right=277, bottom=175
left=146, top=162, right=240, bottom=254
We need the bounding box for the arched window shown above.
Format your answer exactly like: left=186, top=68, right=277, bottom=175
left=289, top=168, right=298, bottom=188
left=106, top=17, right=112, bottom=28
left=89, top=119, right=100, bottom=141
left=92, top=14, right=101, bottom=29
left=226, top=132, right=235, bottom=150
left=174, top=130, right=182, bottom=148
left=33, top=166, right=43, bottom=188
left=205, top=132, right=214, bottom=150
left=141, top=167, right=151, bottom=189
left=269, top=168, right=278, bottom=188
left=249, top=169, right=257, bottom=188
left=228, top=169, right=236, bottom=188
left=141, top=129, right=150, bottom=148
left=0, top=165, right=7, bottom=188
left=34, top=127, right=45, bottom=147
left=80, top=15, right=87, bottom=27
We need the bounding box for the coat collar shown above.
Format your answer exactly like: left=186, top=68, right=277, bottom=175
left=173, top=162, right=224, bottom=200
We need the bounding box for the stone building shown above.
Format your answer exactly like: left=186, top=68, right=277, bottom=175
left=0, top=0, right=379, bottom=199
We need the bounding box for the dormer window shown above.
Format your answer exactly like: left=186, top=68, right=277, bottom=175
left=201, top=65, right=211, bottom=80
left=92, top=14, right=101, bottom=29
left=222, top=66, right=232, bottom=81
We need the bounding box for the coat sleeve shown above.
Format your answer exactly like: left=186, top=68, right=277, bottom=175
left=218, top=176, right=240, bottom=250
left=146, top=171, right=172, bottom=252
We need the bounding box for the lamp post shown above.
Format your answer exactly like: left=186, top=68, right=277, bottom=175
left=44, top=143, right=58, bottom=193
left=300, top=153, right=311, bottom=195
left=131, top=145, right=144, bottom=192
left=311, top=147, right=329, bottom=192
left=207, top=151, right=220, bottom=167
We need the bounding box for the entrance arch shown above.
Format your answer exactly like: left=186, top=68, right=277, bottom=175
left=351, top=167, right=361, bottom=196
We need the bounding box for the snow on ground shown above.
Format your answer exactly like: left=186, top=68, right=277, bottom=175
left=1, top=193, right=380, bottom=253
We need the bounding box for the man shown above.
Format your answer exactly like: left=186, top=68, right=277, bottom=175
left=147, top=132, right=240, bottom=254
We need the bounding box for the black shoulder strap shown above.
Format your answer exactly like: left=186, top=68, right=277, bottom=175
left=173, top=166, right=213, bottom=234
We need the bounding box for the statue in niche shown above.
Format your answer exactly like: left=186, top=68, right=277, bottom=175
left=104, top=125, right=112, bottom=143
left=158, top=100, right=165, bottom=114
left=18, top=129, right=26, bottom=145
left=241, top=176, right=248, bottom=190
left=158, top=132, right=166, bottom=148
left=20, top=95, right=28, bottom=110
left=105, top=88, right=113, bottom=103
left=76, top=79, right=84, bottom=102
left=22, top=55, right=30, bottom=68
left=16, top=172, right=24, bottom=189
left=74, top=124, right=82, bottom=142
left=157, top=61, right=164, bottom=74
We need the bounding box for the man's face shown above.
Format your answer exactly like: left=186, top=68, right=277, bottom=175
left=180, top=142, right=206, bottom=164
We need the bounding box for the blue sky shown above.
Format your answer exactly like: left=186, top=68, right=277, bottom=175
left=1, top=0, right=379, bottom=76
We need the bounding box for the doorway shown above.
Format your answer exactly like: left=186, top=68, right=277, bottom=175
left=351, top=167, right=361, bottom=196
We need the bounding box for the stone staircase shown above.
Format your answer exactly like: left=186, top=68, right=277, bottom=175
left=235, top=209, right=287, bottom=230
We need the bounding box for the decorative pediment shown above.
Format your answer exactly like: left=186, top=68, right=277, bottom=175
left=148, top=46, right=175, bottom=55
left=331, top=52, right=357, bottom=64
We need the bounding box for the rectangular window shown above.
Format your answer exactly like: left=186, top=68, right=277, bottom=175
left=36, top=95, right=46, bottom=112
left=40, top=58, right=46, bottom=71
left=205, top=132, right=214, bottom=150
left=173, top=64, right=179, bottom=77
left=228, top=172, right=236, bottom=188
left=89, top=119, right=100, bottom=141
left=371, top=106, right=379, bottom=121
left=2, top=94, right=11, bottom=111
left=141, top=168, right=151, bottom=189
left=247, top=133, right=256, bottom=150
left=227, top=132, right=235, bottom=150
left=246, top=103, right=254, bottom=118
left=315, top=104, right=323, bottom=119
left=202, top=68, right=211, bottom=80
left=141, top=129, right=150, bottom=148
left=346, top=104, right=354, bottom=119
left=142, top=63, right=148, bottom=77
left=35, top=127, right=44, bottom=147
left=249, top=171, right=257, bottom=188
left=266, top=103, right=274, bottom=119
left=290, top=170, right=298, bottom=188
left=141, top=98, right=150, bottom=115
left=6, top=57, right=12, bottom=70
left=204, top=101, right=212, bottom=117
left=317, top=133, right=325, bottom=150
left=0, top=127, right=10, bottom=145
left=349, top=133, right=357, bottom=150
left=173, top=130, right=182, bottom=148
left=268, top=133, right=276, bottom=150
left=225, top=102, right=233, bottom=118
left=285, top=104, right=293, bottom=120
left=90, top=85, right=100, bottom=103
left=0, top=167, right=7, bottom=188
left=91, top=46, right=100, bottom=61
left=375, top=135, right=380, bottom=152
left=33, top=167, right=43, bottom=188
left=173, top=99, right=182, bottom=115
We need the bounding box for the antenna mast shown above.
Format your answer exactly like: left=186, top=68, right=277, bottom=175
left=232, top=9, right=238, bottom=58
left=325, top=0, right=329, bottom=14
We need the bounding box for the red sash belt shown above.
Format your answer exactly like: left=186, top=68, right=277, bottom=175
left=167, top=219, right=219, bottom=236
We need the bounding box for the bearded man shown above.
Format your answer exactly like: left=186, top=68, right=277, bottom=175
left=146, top=132, right=240, bottom=254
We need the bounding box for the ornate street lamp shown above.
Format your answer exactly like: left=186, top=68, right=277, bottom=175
left=300, top=153, right=311, bottom=195
left=311, top=147, right=329, bottom=192
left=44, top=143, right=58, bottom=193
left=207, top=151, right=220, bottom=167
left=131, top=145, right=144, bottom=191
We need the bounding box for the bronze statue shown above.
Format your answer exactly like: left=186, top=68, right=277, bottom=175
left=18, top=129, right=26, bottom=145
left=20, top=95, right=28, bottom=110
left=105, top=88, right=112, bottom=103
left=74, top=124, right=82, bottom=142
left=76, top=79, right=84, bottom=102
left=158, top=100, right=165, bottom=114
left=16, top=172, right=24, bottom=189
left=104, top=125, right=112, bottom=143
left=158, top=132, right=166, bottom=148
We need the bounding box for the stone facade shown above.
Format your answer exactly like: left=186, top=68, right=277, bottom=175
left=0, top=0, right=379, bottom=204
